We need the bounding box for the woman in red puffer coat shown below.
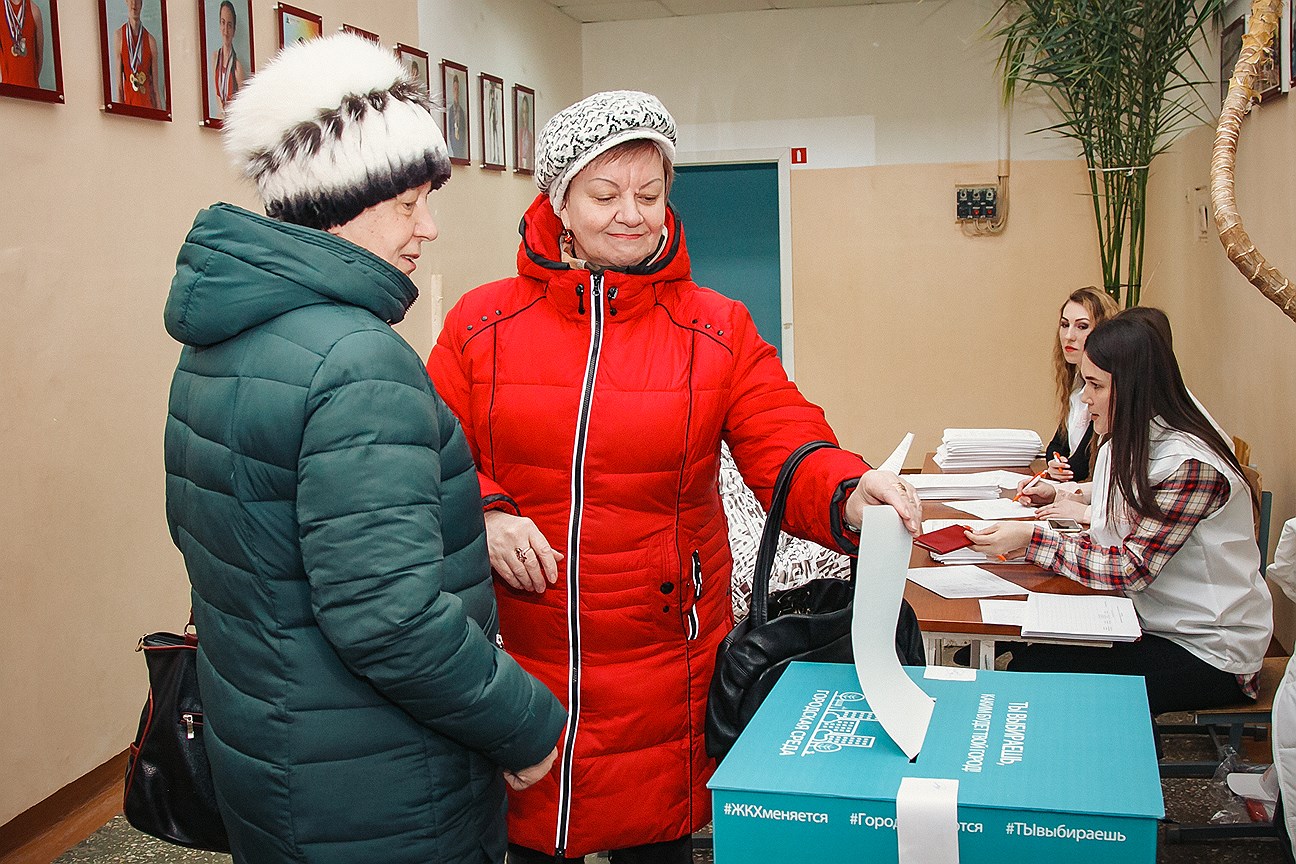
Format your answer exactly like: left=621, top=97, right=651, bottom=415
left=427, top=90, right=922, bottom=864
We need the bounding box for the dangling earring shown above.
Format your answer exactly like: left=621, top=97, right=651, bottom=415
left=560, top=228, right=575, bottom=251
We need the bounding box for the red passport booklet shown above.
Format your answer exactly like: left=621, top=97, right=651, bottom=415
left=914, top=524, right=974, bottom=554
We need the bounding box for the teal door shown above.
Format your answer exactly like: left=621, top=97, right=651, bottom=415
left=671, top=162, right=782, bottom=356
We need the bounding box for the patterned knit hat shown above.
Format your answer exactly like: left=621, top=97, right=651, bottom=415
left=536, top=90, right=677, bottom=210
left=222, top=33, right=450, bottom=231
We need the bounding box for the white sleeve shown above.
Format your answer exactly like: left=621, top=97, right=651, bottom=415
left=1268, top=518, right=1296, bottom=604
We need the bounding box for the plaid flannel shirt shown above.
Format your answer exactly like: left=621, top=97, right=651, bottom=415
left=1026, top=459, right=1258, bottom=698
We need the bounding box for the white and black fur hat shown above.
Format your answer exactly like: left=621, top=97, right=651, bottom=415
left=536, top=90, right=677, bottom=210
left=223, top=33, right=449, bottom=231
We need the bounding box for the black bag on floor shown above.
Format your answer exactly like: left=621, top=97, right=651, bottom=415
left=124, top=622, right=230, bottom=852
left=705, top=440, right=925, bottom=760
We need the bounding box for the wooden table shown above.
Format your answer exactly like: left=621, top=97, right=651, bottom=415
left=903, top=467, right=1115, bottom=668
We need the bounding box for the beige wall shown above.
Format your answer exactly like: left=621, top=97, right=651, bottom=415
left=582, top=0, right=1073, bottom=165
left=0, top=0, right=579, bottom=827
left=789, top=159, right=1100, bottom=465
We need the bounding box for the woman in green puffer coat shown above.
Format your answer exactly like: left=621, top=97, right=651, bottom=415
left=162, top=34, right=565, bottom=864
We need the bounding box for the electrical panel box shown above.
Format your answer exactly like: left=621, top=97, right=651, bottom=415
left=956, top=185, right=999, bottom=222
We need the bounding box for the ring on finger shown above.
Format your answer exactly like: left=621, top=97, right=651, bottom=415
left=514, top=546, right=529, bottom=563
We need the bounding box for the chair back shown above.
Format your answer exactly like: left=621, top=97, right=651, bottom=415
left=1232, top=436, right=1273, bottom=569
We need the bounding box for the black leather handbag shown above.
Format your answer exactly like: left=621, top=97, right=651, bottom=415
left=705, top=440, right=925, bottom=760
left=124, top=622, right=230, bottom=852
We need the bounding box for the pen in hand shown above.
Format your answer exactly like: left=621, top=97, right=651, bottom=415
left=1012, top=469, right=1048, bottom=503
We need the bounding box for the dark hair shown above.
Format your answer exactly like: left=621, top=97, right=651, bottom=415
left=1084, top=313, right=1243, bottom=522
left=1117, top=305, right=1173, bottom=348
left=220, top=0, right=236, bottom=24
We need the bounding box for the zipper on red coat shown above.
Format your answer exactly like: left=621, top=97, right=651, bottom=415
left=554, top=272, right=604, bottom=858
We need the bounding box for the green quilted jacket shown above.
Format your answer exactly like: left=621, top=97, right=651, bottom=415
left=163, top=204, right=566, bottom=864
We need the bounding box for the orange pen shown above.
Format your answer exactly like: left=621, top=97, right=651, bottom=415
left=1012, top=468, right=1049, bottom=503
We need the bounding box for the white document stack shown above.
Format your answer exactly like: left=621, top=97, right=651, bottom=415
left=905, top=470, right=1022, bottom=501
left=933, top=428, right=1042, bottom=470
left=1020, top=593, right=1142, bottom=642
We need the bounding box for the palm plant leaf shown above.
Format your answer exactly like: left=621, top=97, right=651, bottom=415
left=993, top=0, right=1223, bottom=306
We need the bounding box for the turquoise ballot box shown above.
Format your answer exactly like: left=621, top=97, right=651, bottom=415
left=708, top=662, right=1163, bottom=863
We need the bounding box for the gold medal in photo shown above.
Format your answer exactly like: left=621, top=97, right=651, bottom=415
left=131, top=70, right=147, bottom=91
left=11, top=36, right=24, bottom=57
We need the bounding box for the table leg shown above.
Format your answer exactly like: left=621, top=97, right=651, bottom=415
left=976, top=639, right=996, bottom=670
left=924, top=635, right=942, bottom=666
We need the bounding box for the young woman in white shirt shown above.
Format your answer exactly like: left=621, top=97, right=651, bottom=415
left=970, top=313, right=1272, bottom=714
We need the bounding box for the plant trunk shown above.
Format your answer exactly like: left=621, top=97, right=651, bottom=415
left=1211, top=0, right=1296, bottom=323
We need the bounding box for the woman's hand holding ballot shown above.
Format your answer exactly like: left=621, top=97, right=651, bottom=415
left=848, top=470, right=923, bottom=536
left=965, top=521, right=1035, bottom=560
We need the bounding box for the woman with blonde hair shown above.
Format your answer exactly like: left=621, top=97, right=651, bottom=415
left=1044, top=285, right=1120, bottom=482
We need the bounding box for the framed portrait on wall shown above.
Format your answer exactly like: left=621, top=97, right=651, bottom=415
left=198, top=0, right=253, bottom=128
left=98, top=0, right=171, bottom=121
left=0, top=0, right=64, bottom=103
left=276, top=3, right=320, bottom=50
left=1285, top=0, right=1295, bottom=91
left=340, top=23, right=378, bottom=44
left=513, top=84, right=535, bottom=175
left=479, top=72, right=505, bottom=170
left=441, top=59, right=469, bottom=165
left=395, top=43, right=428, bottom=94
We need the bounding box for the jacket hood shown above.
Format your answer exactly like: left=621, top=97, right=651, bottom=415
left=515, top=192, right=691, bottom=299
left=165, top=203, right=417, bottom=347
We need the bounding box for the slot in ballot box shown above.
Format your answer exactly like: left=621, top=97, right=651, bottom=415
left=708, top=662, right=1163, bottom=863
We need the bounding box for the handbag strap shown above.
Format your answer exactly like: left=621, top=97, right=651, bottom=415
left=749, top=440, right=838, bottom=627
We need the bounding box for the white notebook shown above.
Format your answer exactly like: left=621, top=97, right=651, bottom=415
left=1020, top=593, right=1141, bottom=642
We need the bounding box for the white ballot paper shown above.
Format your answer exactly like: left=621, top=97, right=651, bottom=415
left=897, top=777, right=961, bottom=864
left=853, top=507, right=935, bottom=760
left=979, top=599, right=1027, bottom=627
left=943, top=497, right=1039, bottom=520
left=906, top=565, right=1029, bottom=599
left=878, top=432, right=914, bottom=474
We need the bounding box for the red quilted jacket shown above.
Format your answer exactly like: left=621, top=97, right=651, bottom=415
left=427, top=193, right=869, bottom=857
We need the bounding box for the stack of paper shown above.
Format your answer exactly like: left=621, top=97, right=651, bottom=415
left=920, top=519, right=1044, bottom=565
left=933, top=428, right=1043, bottom=469
left=1020, top=593, right=1141, bottom=642
left=905, top=470, right=1022, bottom=501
